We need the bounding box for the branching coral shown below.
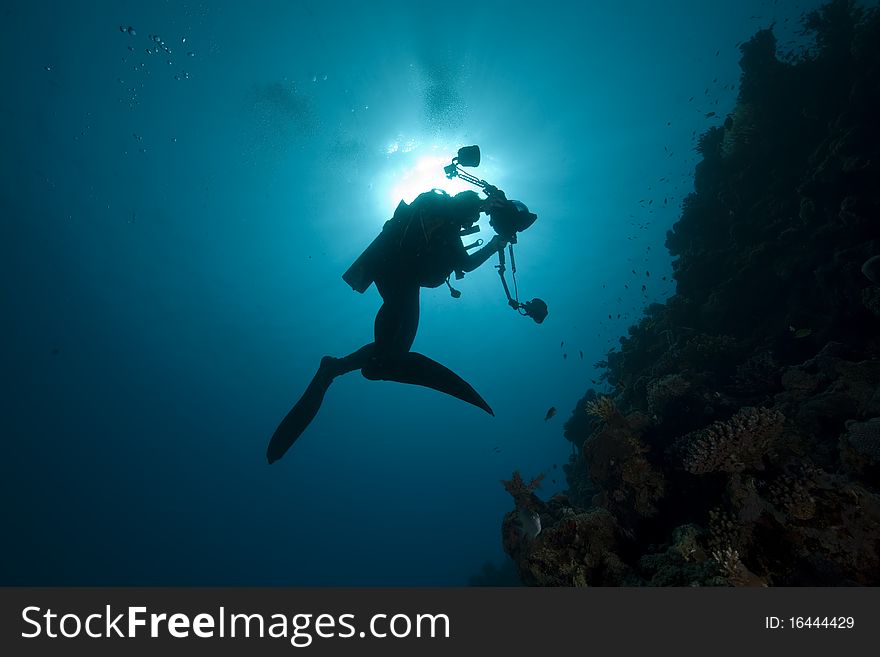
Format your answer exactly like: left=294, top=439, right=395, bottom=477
left=707, top=508, right=749, bottom=555
left=646, top=374, right=691, bottom=417
left=681, top=407, right=785, bottom=474
left=711, top=547, right=766, bottom=587
left=519, top=508, right=626, bottom=586
left=768, top=475, right=817, bottom=521
left=501, top=471, right=545, bottom=511
left=584, top=412, right=665, bottom=519
left=585, top=396, right=617, bottom=422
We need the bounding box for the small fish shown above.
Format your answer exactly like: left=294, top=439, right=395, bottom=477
left=492, top=446, right=501, bottom=453
left=563, top=353, right=568, bottom=360
left=517, top=506, right=541, bottom=539
left=646, top=271, right=650, bottom=277
left=544, top=407, right=557, bottom=421
left=579, top=350, right=583, bottom=360
left=793, top=328, right=812, bottom=339
left=560, top=340, right=564, bottom=348
left=706, top=111, right=716, bottom=118
left=641, top=285, right=647, bottom=291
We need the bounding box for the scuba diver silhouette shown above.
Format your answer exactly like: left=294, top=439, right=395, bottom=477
left=267, top=146, right=545, bottom=464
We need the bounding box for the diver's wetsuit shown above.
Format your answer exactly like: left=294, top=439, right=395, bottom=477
left=266, top=200, right=504, bottom=464
left=333, top=273, right=421, bottom=379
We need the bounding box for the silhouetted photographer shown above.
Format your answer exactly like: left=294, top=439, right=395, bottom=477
left=267, top=146, right=545, bottom=463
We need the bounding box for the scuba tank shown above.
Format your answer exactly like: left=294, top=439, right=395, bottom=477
left=342, top=190, right=459, bottom=293
left=342, top=199, right=410, bottom=293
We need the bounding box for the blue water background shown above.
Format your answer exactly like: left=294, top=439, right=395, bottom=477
left=1, top=0, right=829, bottom=584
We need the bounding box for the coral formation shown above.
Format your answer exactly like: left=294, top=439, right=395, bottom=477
left=500, top=1, right=880, bottom=586
left=585, top=396, right=617, bottom=422
left=680, top=407, right=784, bottom=474
left=501, top=471, right=546, bottom=511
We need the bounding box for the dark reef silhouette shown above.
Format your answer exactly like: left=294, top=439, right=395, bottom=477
left=501, top=0, right=880, bottom=586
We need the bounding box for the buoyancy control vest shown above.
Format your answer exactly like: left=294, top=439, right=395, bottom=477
left=343, top=190, right=465, bottom=292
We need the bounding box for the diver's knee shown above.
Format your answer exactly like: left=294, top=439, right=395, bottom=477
left=361, top=364, right=381, bottom=381
left=361, top=355, right=387, bottom=381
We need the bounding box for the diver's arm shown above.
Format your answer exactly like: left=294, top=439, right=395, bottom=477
left=459, top=235, right=507, bottom=273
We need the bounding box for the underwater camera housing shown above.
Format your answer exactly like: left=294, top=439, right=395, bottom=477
left=488, top=199, right=537, bottom=244
left=442, top=145, right=547, bottom=323
left=443, top=145, right=537, bottom=243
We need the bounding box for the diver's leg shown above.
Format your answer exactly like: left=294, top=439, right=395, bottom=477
left=373, top=280, right=420, bottom=354
left=267, top=283, right=420, bottom=463
left=320, top=281, right=418, bottom=377
left=266, top=355, right=340, bottom=464
left=361, top=282, right=493, bottom=415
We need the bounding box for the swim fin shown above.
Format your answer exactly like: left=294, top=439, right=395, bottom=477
left=366, top=351, right=494, bottom=416
left=267, top=357, right=336, bottom=464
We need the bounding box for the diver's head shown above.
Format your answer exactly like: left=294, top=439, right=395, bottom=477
left=452, top=190, right=483, bottom=226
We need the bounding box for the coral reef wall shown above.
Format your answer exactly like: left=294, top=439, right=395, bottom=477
left=502, top=0, right=880, bottom=586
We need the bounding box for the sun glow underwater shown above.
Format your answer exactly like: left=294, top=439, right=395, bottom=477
left=381, top=140, right=502, bottom=207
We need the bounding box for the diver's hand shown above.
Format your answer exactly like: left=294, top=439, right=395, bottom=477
left=482, top=185, right=508, bottom=208
left=483, top=196, right=513, bottom=217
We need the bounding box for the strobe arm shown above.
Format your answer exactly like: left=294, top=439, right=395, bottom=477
left=495, top=247, right=520, bottom=310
